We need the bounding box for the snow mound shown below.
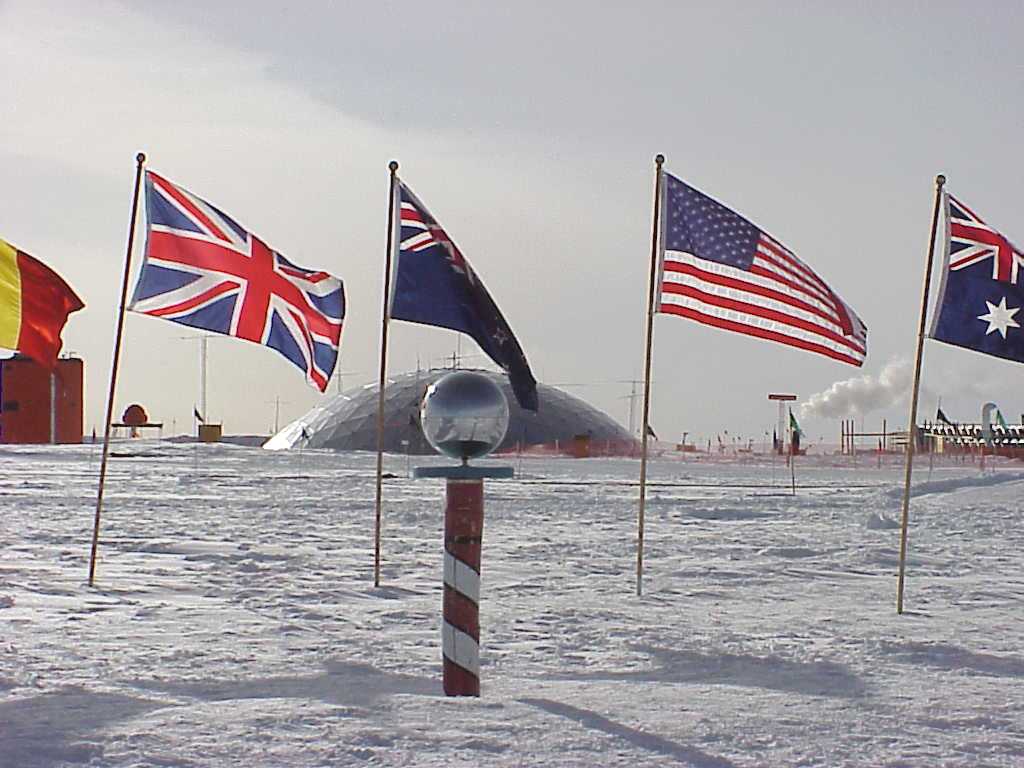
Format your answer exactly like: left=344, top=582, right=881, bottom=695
left=884, top=471, right=1024, bottom=500
left=865, top=512, right=900, bottom=529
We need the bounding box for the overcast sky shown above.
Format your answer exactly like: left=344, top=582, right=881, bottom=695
left=2, top=1, right=1022, bottom=443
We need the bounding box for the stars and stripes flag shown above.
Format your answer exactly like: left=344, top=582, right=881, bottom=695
left=390, top=179, right=538, bottom=411
left=657, top=172, right=867, bottom=366
left=929, top=192, right=1024, bottom=365
left=129, top=171, right=345, bottom=391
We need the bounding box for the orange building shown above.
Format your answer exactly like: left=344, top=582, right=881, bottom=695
left=0, top=355, right=83, bottom=444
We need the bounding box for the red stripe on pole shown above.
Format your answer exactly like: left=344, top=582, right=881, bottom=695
left=444, top=585, right=479, bottom=639
left=443, top=658, right=479, bottom=697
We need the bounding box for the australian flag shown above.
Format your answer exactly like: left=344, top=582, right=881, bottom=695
left=390, top=181, right=538, bottom=411
left=930, top=192, right=1024, bottom=365
left=129, top=171, right=345, bottom=392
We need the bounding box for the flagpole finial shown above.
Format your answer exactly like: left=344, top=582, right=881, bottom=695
left=136, top=152, right=146, bottom=165
left=936, top=174, right=946, bottom=187
left=388, top=160, right=399, bottom=173
left=655, top=154, right=664, bottom=166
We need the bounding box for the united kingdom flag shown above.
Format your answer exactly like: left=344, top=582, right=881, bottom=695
left=130, top=171, right=345, bottom=391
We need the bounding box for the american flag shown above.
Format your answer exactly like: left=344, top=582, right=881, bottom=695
left=130, top=171, right=345, bottom=391
left=658, top=173, right=867, bottom=367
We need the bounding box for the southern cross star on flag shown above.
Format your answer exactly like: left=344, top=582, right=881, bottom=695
left=129, top=171, right=345, bottom=391
left=930, top=192, right=1024, bottom=364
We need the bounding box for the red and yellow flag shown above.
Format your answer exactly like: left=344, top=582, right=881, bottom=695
left=0, top=238, right=84, bottom=368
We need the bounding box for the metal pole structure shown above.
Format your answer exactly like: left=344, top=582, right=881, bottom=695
left=200, top=335, right=208, bottom=431
left=778, top=401, right=786, bottom=454
left=896, top=173, right=946, bottom=615
left=373, top=160, right=400, bottom=587
left=49, top=372, right=57, bottom=444
left=788, top=408, right=796, bottom=495
left=636, top=154, right=664, bottom=597
left=89, top=152, right=146, bottom=587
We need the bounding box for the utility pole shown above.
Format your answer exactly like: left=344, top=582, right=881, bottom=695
left=200, top=335, right=208, bottom=424
left=180, top=334, right=218, bottom=425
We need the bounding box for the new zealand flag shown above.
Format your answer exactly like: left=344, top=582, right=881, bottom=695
left=930, top=193, right=1024, bottom=365
left=390, top=181, right=538, bottom=411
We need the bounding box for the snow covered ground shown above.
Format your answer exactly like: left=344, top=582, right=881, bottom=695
left=2, top=443, right=1023, bottom=767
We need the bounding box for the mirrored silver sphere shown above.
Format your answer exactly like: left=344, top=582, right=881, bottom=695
left=420, top=371, right=509, bottom=461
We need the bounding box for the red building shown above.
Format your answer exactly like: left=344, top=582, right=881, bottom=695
left=0, top=355, right=83, bottom=444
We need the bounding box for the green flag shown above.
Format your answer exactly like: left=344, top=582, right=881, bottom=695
left=789, top=410, right=803, bottom=437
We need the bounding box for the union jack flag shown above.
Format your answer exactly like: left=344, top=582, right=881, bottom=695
left=948, top=194, right=1024, bottom=283
left=129, top=171, right=345, bottom=391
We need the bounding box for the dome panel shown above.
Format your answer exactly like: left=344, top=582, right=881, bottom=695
left=265, top=369, right=638, bottom=456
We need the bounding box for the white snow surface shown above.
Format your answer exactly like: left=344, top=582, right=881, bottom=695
left=2, top=444, right=1023, bottom=767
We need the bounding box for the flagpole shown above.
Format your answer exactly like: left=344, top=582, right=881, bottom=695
left=896, top=173, right=945, bottom=614
left=373, top=160, right=399, bottom=588
left=789, top=409, right=796, bottom=496
left=636, top=153, right=664, bottom=597
left=88, top=151, right=146, bottom=587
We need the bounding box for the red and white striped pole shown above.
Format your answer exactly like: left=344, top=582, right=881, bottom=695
left=442, top=479, right=483, bottom=696
left=414, top=369, right=514, bottom=696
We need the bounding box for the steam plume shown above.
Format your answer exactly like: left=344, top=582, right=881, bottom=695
left=800, top=359, right=916, bottom=419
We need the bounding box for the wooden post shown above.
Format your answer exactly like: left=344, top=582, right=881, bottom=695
left=373, top=160, right=400, bottom=588
left=896, top=173, right=946, bottom=615
left=636, top=154, right=665, bottom=597
left=88, top=152, right=146, bottom=587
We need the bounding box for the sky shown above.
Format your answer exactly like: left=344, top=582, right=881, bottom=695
left=2, top=0, right=1023, bottom=444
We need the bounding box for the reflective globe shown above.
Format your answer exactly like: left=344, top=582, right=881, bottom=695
left=420, top=371, right=510, bottom=461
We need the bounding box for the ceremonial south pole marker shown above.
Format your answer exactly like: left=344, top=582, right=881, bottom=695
left=414, top=371, right=512, bottom=697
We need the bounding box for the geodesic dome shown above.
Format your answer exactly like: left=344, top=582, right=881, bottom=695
left=264, top=368, right=638, bottom=455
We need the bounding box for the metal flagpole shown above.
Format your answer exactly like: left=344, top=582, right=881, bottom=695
left=636, top=153, right=665, bottom=597
left=896, top=173, right=945, bottom=614
left=88, top=152, right=146, bottom=587
left=373, top=160, right=400, bottom=588
left=788, top=409, right=796, bottom=496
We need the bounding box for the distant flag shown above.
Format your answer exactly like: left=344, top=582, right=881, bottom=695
left=789, top=410, right=803, bottom=438
left=936, top=406, right=954, bottom=426
left=0, top=238, right=83, bottom=368
left=193, top=407, right=205, bottom=424
left=930, top=193, right=1024, bottom=365
left=996, top=409, right=1008, bottom=429
left=391, top=180, right=538, bottom=411
left=129, top=171, right=346, bottom=391
left=658, top=172, right=867, bottom=366
left=645, top=424, right=658, bottom=440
